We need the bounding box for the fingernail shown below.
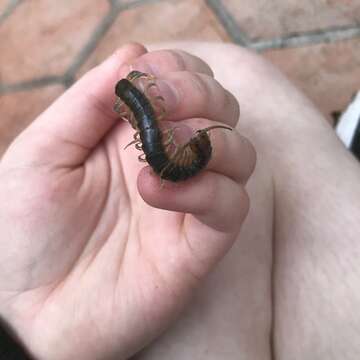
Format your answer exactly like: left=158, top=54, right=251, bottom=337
left=156, top=79, right=180, bottom=113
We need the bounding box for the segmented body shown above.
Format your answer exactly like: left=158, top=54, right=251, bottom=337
left=114, top=71, right=232, bottom=182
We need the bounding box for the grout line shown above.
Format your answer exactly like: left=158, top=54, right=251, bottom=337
left=0, top=0, right=23, bottom=25
left=248, top=25, right=360, bottom=51
left=64, top=0, right=163, bottom=85
left=1, top=0, right=360, bottom=95
left=0, top=0, right=164, bottom=94
left=0, top=76, right=64, bottom=95
left=206, top=0, right=249, bottom=45
left=64, top=3, right=123, bottom=80
left=115, top=0, right=163, bottom=9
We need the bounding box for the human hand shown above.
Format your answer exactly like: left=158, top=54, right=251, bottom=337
left=0, top=43, right=256, bottom=360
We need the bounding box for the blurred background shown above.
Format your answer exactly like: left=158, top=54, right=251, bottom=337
left=1, top=0, right=360, bottom=156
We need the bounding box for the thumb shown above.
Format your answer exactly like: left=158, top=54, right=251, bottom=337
left=3, top=43, right=147, bottom=167
left=138, top=167, right=249, bottom=276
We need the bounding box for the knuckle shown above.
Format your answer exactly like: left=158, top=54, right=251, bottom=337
left=157, top=50, right=187, bottom=71
left=225, top=90, right=240, bottom=123
left=235, top=133, right=257, bottom=182
left=166, top=50, right=187, bottom=70
left=189, top=73, right=210, bottom=108
left=173, top=49, right=214, bottom=76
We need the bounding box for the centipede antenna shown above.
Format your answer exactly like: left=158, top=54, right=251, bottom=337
left=198, top=125, right=233, bottom=133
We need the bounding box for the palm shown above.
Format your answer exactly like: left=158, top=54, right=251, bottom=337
left=0, top=122, right=222, bottom=359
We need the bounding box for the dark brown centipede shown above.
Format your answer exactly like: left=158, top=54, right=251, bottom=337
left=114, top=70, right=232, bottom=182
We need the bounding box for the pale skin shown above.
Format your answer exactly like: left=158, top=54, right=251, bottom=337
left=1, top=42, right=360, bottom=360
left=141, top=42, right=360, bottom=360
left=0, top=43, right=254, bottom=360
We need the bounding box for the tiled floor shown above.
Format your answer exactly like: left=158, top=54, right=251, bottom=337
left=1, top=0, right=360, bottom=156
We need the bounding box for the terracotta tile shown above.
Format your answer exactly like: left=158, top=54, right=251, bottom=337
left=0, top=85, right=64, bottom=156
left=78, top=0, right=230, bottom=77
left=222, top=0, right=360, bottom=40
left=0, top=0, right=108, bottom=84
left=263, top=38, right=360, bottom=121
left=0, top=0, right=9, bottom=16
left=112, top=0, right=139, bottom=4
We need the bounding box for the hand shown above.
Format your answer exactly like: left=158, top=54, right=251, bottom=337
left=0, top=43, right=256, bottom=360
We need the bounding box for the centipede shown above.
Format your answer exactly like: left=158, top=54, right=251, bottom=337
left=114, top=70, right=232, bottom=182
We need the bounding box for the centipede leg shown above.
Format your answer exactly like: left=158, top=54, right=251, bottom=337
left=162, top=129, right=176, bottom=147
left=124, top=140, right=139, bottom=150
left=126, top=71, right=155, bottom=83
left=124, top=131, right=141, bottom=150
left=160, top=177, right=166, bottom=188
left=143, top=83, right=166, bottom=121
left=144, top=81, right=157, bottom=93
left=133, top=131, right=140, bottom=140
left=162, top=127, right=182, bottom=149
left=138, top=153, right=147, bottom=162
left=144, top=80, right=165, bottom=115
left=127, top=71, right=167, bottom=121
left=114, top=97, right=138, bottom=128
left=128, top=71, right=157, bottom=95
left=136, top=75, right=166, bottom=120
left=176, top=145, right=193, bottom=167
left=159, top=145, right=180, bottom=179
left=113, top=97, right=121, bottom=112
left=153, top=95, right=166, bottom=121
left=114, top=97, right=127, bottom=116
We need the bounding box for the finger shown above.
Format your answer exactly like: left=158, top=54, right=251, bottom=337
left=127, top=49, right=214, bottom=77
left=5, top=43, right=148, bottom=166
left=158, top=118, right=256, bottom=184
left=155, top=72, right=240, bottom=127
left=138, top=169, right=249, bottom=234
left=194, top=119, right=256, bottom=184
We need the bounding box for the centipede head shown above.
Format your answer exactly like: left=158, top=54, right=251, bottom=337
left=115, top=79, right=130, bottom=98
left=189, top=125, right=233, bottom=158
left=189, top=132, right=211, bottom=157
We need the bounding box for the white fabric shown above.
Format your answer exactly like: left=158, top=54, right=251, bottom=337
left=336, top=91, right=360, bottom=148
